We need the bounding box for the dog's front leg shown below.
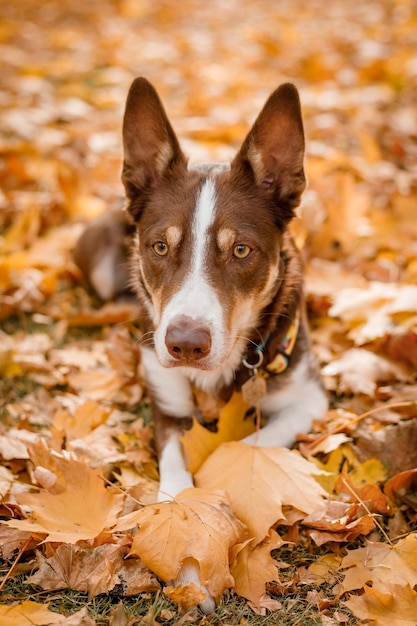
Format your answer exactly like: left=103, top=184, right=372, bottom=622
left=151, top=405, right=216, bottom=614
left=152, top=407, right=194, bottom=502
left=242, top=355, right=328, bottom=448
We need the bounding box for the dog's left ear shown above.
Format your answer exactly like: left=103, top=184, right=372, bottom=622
left=232, top=84, right=305, bottom=220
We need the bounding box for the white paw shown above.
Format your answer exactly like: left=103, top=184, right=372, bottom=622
left=172, top=559, right=216, bottom=614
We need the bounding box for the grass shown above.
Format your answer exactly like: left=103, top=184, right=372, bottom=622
left=0, top=545, right=357, bottom=625
left=0, top=309, right=358, bottom=625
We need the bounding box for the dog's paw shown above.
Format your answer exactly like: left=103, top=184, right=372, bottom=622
left=171, top=558, right=216, bottom=614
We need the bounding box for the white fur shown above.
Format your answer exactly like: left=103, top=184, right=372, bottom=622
left=242, top=355, right=328, bottom=447
left=157, top=438, right=193, bottom=501
left=153, top=180, right=227, bottom=368
left=90, top=251, right=118, bottom=301
left=174, top=561, right=215, bottom=614
left=141, top=347, right=194, bottom=417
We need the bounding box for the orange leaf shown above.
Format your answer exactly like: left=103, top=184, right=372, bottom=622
left=0, top=601, right=63, bottom=625
left=196, top=442, right=326, bottom=543
left=231, top=530, right=284, bottom=606
left=343, top=584, right=417, bottom=626
left=128, top=488, right=246, bottom=602
left=4, top=454, right=124, bottom=542
left=341, top=534, right=417, bottom=593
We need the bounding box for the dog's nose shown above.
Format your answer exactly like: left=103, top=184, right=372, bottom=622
left=165, top=317, right=211, bottom=362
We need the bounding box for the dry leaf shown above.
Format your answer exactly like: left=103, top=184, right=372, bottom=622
left=27, top=541, right=159, bottom=598
left=181, top=392, right=256, bottom=473
left=303, top=500, right=375, bottom=545
left=322, top=348, right=408, bottom=396
left=343, top=583, right=417, bottom=626
left=0, top=601, right=64, bottom=625
left=129, top=488, right=246, bottom=603
left=231, top=530, right=284, bottom=607
left=4, top=455, right=124, bottom=542
left=195, top=442, right=326, bottom=543
left=341, top=534, right=417, bottom=593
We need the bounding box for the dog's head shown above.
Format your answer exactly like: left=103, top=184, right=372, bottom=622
left=122, top=78, right=305, bottom=374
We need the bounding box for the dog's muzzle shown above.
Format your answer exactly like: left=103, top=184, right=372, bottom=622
left=165, top=315, right=212, bottom=364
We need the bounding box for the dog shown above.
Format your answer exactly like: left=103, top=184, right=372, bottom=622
left=75, top=77, right=328, bottom=611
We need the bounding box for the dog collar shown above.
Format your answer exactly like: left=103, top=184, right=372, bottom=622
left=242, top=309, right=301, bottom=376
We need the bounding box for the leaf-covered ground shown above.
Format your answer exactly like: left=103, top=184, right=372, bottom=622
left=1, top=0, right=417, bottom=624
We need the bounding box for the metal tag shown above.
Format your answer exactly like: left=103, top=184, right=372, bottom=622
left=241, top=374, right=267, bottom=405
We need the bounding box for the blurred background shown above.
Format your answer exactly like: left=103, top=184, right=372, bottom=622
left=0, top=0, right=416, bottom=288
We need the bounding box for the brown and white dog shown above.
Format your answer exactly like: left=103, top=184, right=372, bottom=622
left=75, top=78, right=327, bottom=610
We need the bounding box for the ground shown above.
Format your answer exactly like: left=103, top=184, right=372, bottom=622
left=0, top=1, right=417, bottom=625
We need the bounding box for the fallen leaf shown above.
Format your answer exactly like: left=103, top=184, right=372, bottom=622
left=68, top=302, right=140, bottom=327
left=0, top=601, right=64, bottom=625
left=27, top=541, right=159, bottom=598
left=231, top=530, right=284, bottom=607
left=341, top=534, right=417, bottom=593
left=303, top=500, right=375, bottom=545
left=4, top=454, right=124, bottom=542
left=52, top=400, right=112, bottom=441
left=343, top=583, right=417, bottom=626
left=385, top=469, right=417, bottom=509
left=196, top=442, right=327, bottom=543
left=322, top=348, right=408, bottom=396
left=129, top=488, right=246, bottom=603
left=181, top=392, right=256, bottom=473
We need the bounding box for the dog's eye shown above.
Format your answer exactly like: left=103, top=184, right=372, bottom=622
left=233, top=244, right=251, bottom=259
left=152, top=242, right=168, bottom=256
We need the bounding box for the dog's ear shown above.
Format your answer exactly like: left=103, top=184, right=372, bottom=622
left=232, top=84, right=305, bottom=221
left=122, top=78, right=187, bottom=216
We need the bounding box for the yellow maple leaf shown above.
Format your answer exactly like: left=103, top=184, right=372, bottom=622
left=52, top=400, right=111, bottom=441
left=341, top=534, right=417, bottom=593
left=128, top=488, right=246, bottom=603
left=0, top=601, right=63, bottom=625
left=181, top=392, right=256, bottom=473
left=4, top=455, right=124, bottom=542
left=196, top=442, right=326, bottom=544
left=343, top=583, right=417, bottom=626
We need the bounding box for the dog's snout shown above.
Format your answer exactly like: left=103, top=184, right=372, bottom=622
left=165, top=317, right=211, bottom=363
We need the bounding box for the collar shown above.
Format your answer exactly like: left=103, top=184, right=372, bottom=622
left=242, top=308, right=301, bottom=376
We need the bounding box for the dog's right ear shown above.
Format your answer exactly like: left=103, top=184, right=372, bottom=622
left=122, top=78, right=187, bottom=218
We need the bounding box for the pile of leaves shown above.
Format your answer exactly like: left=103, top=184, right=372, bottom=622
left=1, top=0, right=417, bottom=624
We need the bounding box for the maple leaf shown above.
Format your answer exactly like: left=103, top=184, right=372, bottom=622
left=0, top=601, right=64, bottom=625
left=230, top=530, right=284, bottom=607
left=52, top=400, right=111, bottom=441
left=385, top=468, right=417, bottom=508
left=3, top=453, right=124, bottom=542
left=195, top=442, right=327, bottom=543
left=181, top=391, right=256, bottom=473
left=341, top=534, right=417, bottom=593
left=27, top=541, right=160, bottom=598
left=128, top=488, right=246, bottom=603
left=322, top=348, right=408, bottom=396
left=343, top=583, right=417, bottom=626
left=303, top=500, right=375, bottom=545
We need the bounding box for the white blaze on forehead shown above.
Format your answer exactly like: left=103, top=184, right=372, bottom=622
left=153, top=178, right=227, bottom=366
left=191, top=178, right=217, bottom=274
